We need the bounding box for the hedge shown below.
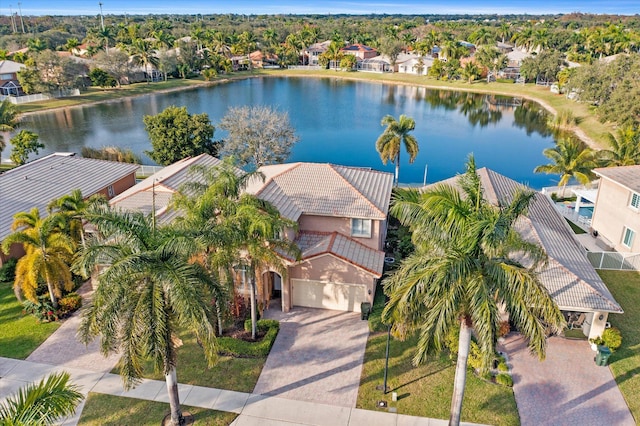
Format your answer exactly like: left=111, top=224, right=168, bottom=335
left=217, top=319, right=280, bottom=358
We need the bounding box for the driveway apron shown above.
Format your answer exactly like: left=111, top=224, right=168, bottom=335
left=501, top=334, right=634, bottom=426
left=254, top=307, right=370, bottom=407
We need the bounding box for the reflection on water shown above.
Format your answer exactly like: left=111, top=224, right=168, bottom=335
left=20, top=77, right=558, bottom=188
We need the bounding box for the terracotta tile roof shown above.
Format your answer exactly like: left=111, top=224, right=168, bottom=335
left=0, top=153, right=138, bottom=241
left=429, top=168, right=622, bottom=313
left=246, top=163, right=393, bottom=221
left=285, top=231, right=385, bottom=277
left=593, top=165, right=640, bottom=194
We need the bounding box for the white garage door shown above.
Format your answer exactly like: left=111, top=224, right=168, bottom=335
left=291, top=279, right=367, bottom=312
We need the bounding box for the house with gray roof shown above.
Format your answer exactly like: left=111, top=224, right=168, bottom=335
left=435, top=167, right=622, bottom=340
left=592, top=165, right=640, bottom=253
left=0, top=153, right=138, bottom=265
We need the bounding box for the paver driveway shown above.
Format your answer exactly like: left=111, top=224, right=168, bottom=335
left=254, top=307, right=370, bottom=407
left=501, top=334, right=634, bottom=426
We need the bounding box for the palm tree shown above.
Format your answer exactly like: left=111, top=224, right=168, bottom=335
left=1, top=209, right=74, bottom=308
left=498, top=22, right=512, bottom=44
left=73, top=205, right=221, bottom=426
left=48, top=189, right=105, bottom=248
left=129, top=38, right=159, bottom=82
left=383, top=157, right=564, bottom=426
left=0, top=372, right=83, bottom=425
left=534, top=138, right=597, bottom=197
left=375, top=114, right=419, bottom=185
left=598, top=126, right=640, bottom=167
left=469, top=27, right=494, bottom=47
left=0, top=99, right=19, bottom=162
left=461, top=62, right=480, bottom=83
left=64, top=38, right=80, bottom=54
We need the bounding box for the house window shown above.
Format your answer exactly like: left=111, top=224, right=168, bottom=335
left=623, top=227, right=636, bottom=248
left=107, top=185, right=115, bottom=197
left=630, top=192, right=640, bottom=209
left=351, top=218, right=372, bottom=238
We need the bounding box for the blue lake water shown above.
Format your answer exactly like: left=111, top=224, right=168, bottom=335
left=22, top=77, right=559, bottom=188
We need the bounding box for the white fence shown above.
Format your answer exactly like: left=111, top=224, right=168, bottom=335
left=0, top=89, right=80, bottom=104
left=136, top=165, right=164, bottom=177
left=587, top=251, right=640, bottom=271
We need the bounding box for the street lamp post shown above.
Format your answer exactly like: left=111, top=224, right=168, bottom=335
left=382, top=323, right=391, bottom=394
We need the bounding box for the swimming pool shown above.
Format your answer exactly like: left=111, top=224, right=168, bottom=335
left=579, top=206, right=594, bottom=218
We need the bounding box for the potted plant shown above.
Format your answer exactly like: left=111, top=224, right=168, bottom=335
left=589, top=336, right=605, bottom=351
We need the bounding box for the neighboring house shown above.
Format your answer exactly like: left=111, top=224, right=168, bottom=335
left=341, top=44, right=378, bottom=60
left=434, top=168, right=622, bottom=339
left=358, top=56, right=391, bottom=73
left=114, top=156, right=394, bottom=314
left=0, top=60, right=26, bottom=96
left=591, top=165, right=640, bottom=253
left=249, top=50, right=279, bottom=68
left=245, top=162, right=394, bottom=313
left=304, top=40, right=331, bottom=66
left=394, top=53, right=433, bottom=75
left=109, top=154, right=224, bottom=224
left=0, top=153, right=139, bottom=265
left=506, top=49, right=531, bottom=68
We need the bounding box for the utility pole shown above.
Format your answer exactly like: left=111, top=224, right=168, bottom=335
left=99, top=2, right=105, bottom=31
left=18, top=2, right=25, bottom=34
left=9, top=6, right=17, bottom=33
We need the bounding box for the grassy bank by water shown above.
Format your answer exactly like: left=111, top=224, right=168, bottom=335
left=16, top=69, right=614, bottom=149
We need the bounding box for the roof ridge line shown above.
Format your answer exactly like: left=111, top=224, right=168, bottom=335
left=329, top=164, right=386, bottom=218
left=254, top=163, right=302, bottom=198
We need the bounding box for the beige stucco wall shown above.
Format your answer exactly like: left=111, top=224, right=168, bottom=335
left=297, top=214, right=383, bottom=251
left=592, top=179, right=640, bottom=252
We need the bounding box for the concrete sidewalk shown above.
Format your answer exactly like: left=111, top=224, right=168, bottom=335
left=1, top=356, right=481, bottom=426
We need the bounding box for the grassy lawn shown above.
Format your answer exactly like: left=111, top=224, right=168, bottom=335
left=114, top=333, right=266, bottom=393
left=357, top=332, right=519, bottom=426
left=78, top=393, right=237, bottom=425
left=0, top=282, right=60, bottom=359
left=597, top=270, right=640, bottom=423
left=565, top=218, right=587, bottom=234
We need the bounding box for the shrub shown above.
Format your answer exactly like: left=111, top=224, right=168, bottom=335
left=218, top=319, right=279, bottom=357
left=0, top=258, right=17, bottom=282
left=602, top=327, right=623, bottom=351
left=58, top=292, right=82, bottom=313
left=498, top=320, right=510, bottom=338
left=496, top=373, right=513, bottom=387
left=243, top=318, right=277, bottom=333
left=23, top=296, right=61, bottom=322
left=497, top=359, right=509, bottom=372
left=467, top=341, right=483, bottom=371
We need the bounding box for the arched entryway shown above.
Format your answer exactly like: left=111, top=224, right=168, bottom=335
left=261, top=271, right=284, bottom=312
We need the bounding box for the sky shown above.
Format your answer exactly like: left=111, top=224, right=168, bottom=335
left=1, top=0, right=638, bottom=17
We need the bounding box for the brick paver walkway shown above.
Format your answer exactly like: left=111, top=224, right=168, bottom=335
left=254, top=307, right=370, bottom=407
left=501, top=334, right=634, bottom=426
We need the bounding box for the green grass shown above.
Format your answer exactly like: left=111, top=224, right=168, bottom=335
left=565, top=218, right=587, bottom=234
left=0, top=281, right=61, bottom=359
left=78, top=393, right=237, bottom=425
left=597, top=270, right=640, bottom=423
left=114, top=333, right=266, bottom=393
left=357, top=332, right=519, bottom=426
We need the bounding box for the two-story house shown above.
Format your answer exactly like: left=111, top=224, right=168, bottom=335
left=0, top=60, right=26, bottom=96
left=245, top=162, right=393, bottom=313
left=592, top=165, right=640, bottom=253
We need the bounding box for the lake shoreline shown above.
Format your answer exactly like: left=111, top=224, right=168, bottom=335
left=16, top=70, right=602, bottom=150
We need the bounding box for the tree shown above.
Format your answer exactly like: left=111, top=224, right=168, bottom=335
left=375, top=114, right=419, bottom=185
left=219, top=105, right=299, bottom=169
left=88, top=68, right=117, bottom=88
left=461, top=61, right=480, bottom=83
left=534, top=138, right=597, bottom=197
left=378, top=36, right=404, bottom=67
left=1, top=209, right=74, bottom=308
left=64, top=37, right=80, bottom=53
left=93, top=50, right=131, bottom=86
left=598, top=126, right=640, bottom=167
left=383, top=157, right=563, bottom=426
left=73, top=205, right=221, bottom=426
left=0, top=372, right=83, bottom=425
left=10, top=130, right=44, bottom=165
left=143, top=106, right=219, bottom=166
left=129, top=39, right=159, bottom=82
left=0, top=100, right=19, bottom=162
left=519, top=51, right=565, bottom=83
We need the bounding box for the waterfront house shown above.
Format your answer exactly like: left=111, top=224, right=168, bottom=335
left=341, top=44, right=378, bottom=60
left=0, top=60, right=26, bottom=96
left=0, top=153, right=138, bottom=265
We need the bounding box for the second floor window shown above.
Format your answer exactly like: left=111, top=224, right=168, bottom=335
left=630, top=192, right=640, bottom=209
left=352, top=218, right=372, bottom=238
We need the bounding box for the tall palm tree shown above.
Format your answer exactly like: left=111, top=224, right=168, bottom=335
left=534, top=138, right=597, bottom=197
left=0, top=99, right=19, bottom=162
left=0, top=372, right=83, bottom=425
left=383, top=157, right=564, bottom=426
left=1, top=209, right=74, bottom=308
left=129, top=38, right=159, bottom=82
left=73, top=205, right=221, bottom=426
left=48, top=190, right=105, bottom=249
left=375, top=114, right=419, bottom=185
left=598, top=126, right=640, bottom=167
left=461, top=62, right=480, bottom=84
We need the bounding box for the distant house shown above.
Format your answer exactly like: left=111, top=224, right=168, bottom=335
left=358, top=56, right=391, bottom=73
left=249, top=50, right=279, bottom=68
left=0, top=60, right=26, bottom=96
left=341, top=44, right=378, bottom=60
left=434, top=168, right=623, bottom=339
left=591, top=165, right=640, bottom=253
left=0, top=153, right=139, bottom=265
left=394, top=53, right=434, bottom=75
left=304, top=40, right=331, bottom=66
